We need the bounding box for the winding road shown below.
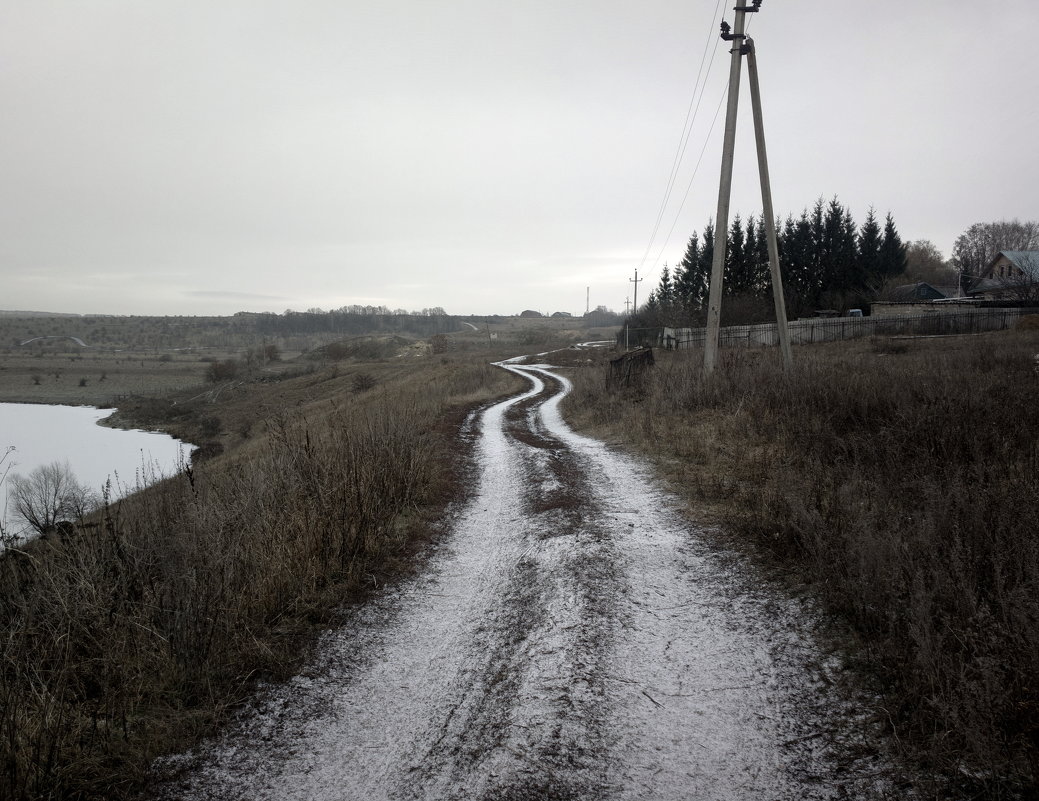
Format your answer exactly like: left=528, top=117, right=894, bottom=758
left=149, top=356, right=911, bottom=800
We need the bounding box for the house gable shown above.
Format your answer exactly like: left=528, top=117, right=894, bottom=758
left=982, top=251, right=1039, bottom=282
left=971, top=251, right=1039, bottom=300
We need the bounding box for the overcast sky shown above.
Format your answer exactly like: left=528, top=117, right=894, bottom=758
left=2, top=1, right=1037, bottom=317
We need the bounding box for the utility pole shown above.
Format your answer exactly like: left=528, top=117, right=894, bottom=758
left=630, top=269, right=644, bottom=313
left=624, top=296, right=631, bottom=350
left=586, top=286, right=590, bottom=316
left=746, top=35, right=792, bottom=368
left=702, top=0, right=790, bottom=372
left=703, top=3, right=750, bottom=373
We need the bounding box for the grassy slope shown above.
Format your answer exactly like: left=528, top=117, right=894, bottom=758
left=0, top=344, right=523, bottom=801
left=563, top=325, right=1039, bottom=798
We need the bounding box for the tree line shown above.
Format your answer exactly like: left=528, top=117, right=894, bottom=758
left=637, top=197, right=908, bottom=327
left=253, top=309, right=460, bottom=337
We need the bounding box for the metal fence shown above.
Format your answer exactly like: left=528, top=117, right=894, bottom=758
left=659, top=308, right=1026, bottom=350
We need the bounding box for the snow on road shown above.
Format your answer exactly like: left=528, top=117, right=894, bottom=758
left=147, top=357, right=911, bottom=800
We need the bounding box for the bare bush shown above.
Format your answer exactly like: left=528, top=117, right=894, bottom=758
left=9, top=461, right=96, bottom=537
left=352, top=372, right=376, bottom=393
left=430, top=333, right=449, bottom=354
left=325, top=341, right=350, bottom=360
left=205, top=359, right=239, bottom=382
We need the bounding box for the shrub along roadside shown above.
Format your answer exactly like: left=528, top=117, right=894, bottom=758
left=0, top=357, right=520, bottom=801
left=564, top=329, right=1039, bottom=798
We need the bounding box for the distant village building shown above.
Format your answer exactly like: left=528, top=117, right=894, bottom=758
left=889, top=282, right=949, bottom=302
left=968, top=251, right=1039, bottom=301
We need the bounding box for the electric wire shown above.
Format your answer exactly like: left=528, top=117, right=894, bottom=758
left=645, top=7, right=761, bottom=279
left=635, top=0, right=726, bottom=273
left=650, top=33, right=725, bottom=250
left=635, top=0, right=724, bottom=271
left=650, top=87, right=727, bottom=269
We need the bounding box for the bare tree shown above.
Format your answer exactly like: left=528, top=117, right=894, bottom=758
left=904, top=240, right=957, bottom=287
left=952, top=219, right=1039, bottom=293
left=9, top=461, right=96, bottom=537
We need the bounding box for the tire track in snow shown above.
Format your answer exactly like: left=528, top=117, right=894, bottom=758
left=146, top=358, right=914, bottom=801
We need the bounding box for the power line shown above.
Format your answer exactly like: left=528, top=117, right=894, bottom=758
left=637, top=1, right=724, bottom=271
left=650, top=87, right=727, bottom=269
left=635, top=0, right=726, bottom=273
left=644, top=4, right=760, bottom=278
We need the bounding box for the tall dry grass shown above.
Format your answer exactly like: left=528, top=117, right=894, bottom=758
left=0, top=357, right=517, bottom=800
left=566, top=329, right=1039, bottom=796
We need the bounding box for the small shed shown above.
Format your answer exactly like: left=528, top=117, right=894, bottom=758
left=607, top=347, right=654, bottom=389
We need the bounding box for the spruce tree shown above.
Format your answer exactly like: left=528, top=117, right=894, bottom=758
left=657, top=264, right=675, bottom=323
left=838, top=207, right=860, bottom=294
left=857, top=207, right=883, bottom=288
left=724, top=214, right=748, bottom=296
left=878, top=213, right=908, bottom=279
left=806, top=198, right=827, bottom=307
left=674, top=232, right=705, bottom=313
left=751, top=215, right=770, bottom=295
left=781, top=211, right=815, bottom=313
left=697, top=221, right=716, bottom=304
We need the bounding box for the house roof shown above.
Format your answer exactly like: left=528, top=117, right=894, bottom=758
left=968, top=278, right=1007, bottom=296
left=988, top=251, right=1039, bottom=281
left=890, top=282, right=947, bottom=301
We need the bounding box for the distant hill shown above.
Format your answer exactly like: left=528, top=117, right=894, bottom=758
left=0, top=310, right=83, bottom=317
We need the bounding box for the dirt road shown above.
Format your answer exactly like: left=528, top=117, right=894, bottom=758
left=149, top=357, right=911, bottom=800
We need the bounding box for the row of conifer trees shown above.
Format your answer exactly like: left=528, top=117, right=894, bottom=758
left=639, top=197, right=908, bottom=327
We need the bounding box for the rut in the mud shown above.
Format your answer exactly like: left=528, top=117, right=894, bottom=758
left=146, top=358, right=915, bottom=801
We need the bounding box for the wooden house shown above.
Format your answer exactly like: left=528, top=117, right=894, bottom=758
left=969, top=251, right=1039, bottom=301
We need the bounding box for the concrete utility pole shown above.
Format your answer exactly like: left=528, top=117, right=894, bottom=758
left=630, top=269, right=644, bottom=313
left=703, top=0, right=791, bottom=372
left=747, top=36, right=792, bottom=368
left=702, top=3, right=750, bottom=373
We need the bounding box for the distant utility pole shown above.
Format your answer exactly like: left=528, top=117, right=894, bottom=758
left=586, top=286, right=590, bottom=316
left=703, top=0, right=792, bottom=373
left=624, top=297, right=632, bottom=349
left=629, top=269, right=644, bottom=313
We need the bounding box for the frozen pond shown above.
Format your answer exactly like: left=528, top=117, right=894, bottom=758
left=1, top=402, right=193, bottom=534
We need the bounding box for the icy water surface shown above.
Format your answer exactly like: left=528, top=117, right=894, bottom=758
left=1, top=402, right=192, bottom=532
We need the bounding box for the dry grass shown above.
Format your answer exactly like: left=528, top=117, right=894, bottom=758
left=564, top=327, right=1039, bottom=798
left=0, top=350, right=521, bottom=801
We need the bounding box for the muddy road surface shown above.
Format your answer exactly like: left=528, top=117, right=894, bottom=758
left=149, top=358, right=912, bottom=800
